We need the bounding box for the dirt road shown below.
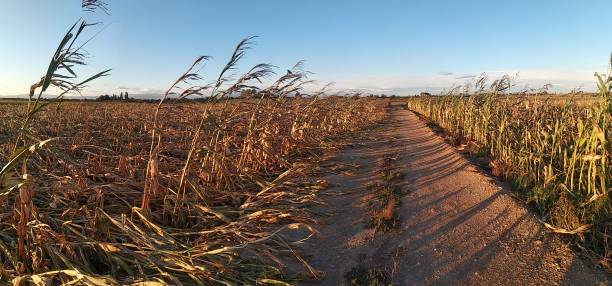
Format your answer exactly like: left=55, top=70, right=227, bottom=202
left=296, top=104, right=609, bottom=285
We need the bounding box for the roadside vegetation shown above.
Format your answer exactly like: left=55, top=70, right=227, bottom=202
left=406, top=66, right=611, bottom=269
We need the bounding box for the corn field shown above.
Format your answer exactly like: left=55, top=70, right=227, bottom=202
left=406, top=71, right=612, bottom=266
left=0, top=4, right=389, bottom=283
left=0, top=98, right=387, bottom=284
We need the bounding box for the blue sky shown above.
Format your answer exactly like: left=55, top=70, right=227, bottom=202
left=1, top=0, right=612, bottom=97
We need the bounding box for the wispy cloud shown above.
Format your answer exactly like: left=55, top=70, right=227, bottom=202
left=116, top=86, right=164, bottom=95
left=455, top=74, right=477, bottom=79
left=314, top=69, right=600, bottom=95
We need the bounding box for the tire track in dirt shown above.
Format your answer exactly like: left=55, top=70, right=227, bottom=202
left=296, top=103, right=610, bottom=286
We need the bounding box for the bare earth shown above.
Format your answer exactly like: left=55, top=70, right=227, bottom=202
left=296, top=104, right=610, bottom=286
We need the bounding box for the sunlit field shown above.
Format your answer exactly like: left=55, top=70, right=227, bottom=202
left=407, top=76, right=611, bottom=265
left=1, top=0, right=611, bottom=285
left=0, top=98, right=387, bottom=284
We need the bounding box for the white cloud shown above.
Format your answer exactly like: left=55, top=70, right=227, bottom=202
left=3, top=70, right=600, bottom=97
left=115, top=86, right=164, bottom=95
left=312, top=69, right=600, bottom=95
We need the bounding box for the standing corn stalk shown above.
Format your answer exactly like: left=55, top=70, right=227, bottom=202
left=406, top=56, right=611, bottom=265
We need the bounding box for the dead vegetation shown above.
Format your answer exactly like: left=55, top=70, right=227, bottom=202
left=345, top=264, right=391, bottom=286
left=365, top=152, right=404, bottom=234
left=0, top=3, right=388, bottom=282
left=0, top=97, right=387, bottom=284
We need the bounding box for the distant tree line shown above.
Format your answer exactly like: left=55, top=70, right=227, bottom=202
left=91, top=90, right=407, bottom=102
left=365, top=93, right=398, bottom=98
left=96, top=91, right=130, bottom=101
